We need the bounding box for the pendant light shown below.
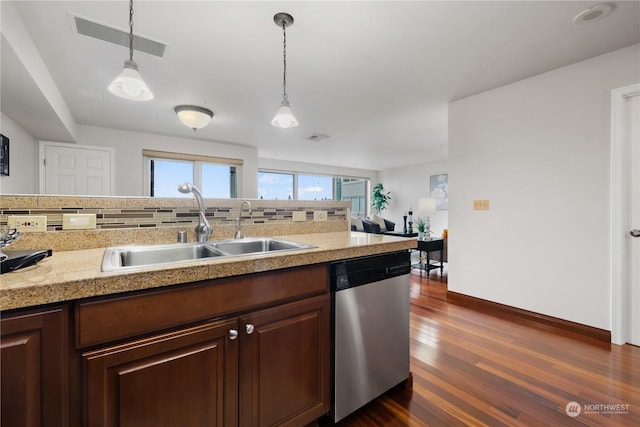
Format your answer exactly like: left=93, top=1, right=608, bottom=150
left=175, top=105, right=214, bottom=131
left=108, top=0, right=153, bottom=101
left=271, top=13, right=298, bottom=128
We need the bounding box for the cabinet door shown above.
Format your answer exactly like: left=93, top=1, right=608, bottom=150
left=239, top=294, right=330, bottom=427
left=1, top=306, right=69, bottom=427
left=83, top=319, right=238, bottom=427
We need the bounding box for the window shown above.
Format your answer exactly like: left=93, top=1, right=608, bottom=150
left=337, top=178, right=368, bottom=216
left=257, top=171, right=294, bottom=200
left=150, top=159, right=193, bottom=197
left=144, top=150, right=241, bottom=198
left=257, top=170, right=369, bottom=215
left=298, top=174, right=333, bottom=200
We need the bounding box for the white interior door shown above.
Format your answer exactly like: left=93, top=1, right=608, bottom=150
left=626, top=94, right=639, bottom=346
left=611, top=85, right=640, bottom=346
left=39, top=142, right=114, bottom=195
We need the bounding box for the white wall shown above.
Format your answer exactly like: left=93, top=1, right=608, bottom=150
left=379, top=161, right=448, bottom=236
left=0, top=113, right=38, bottom=194
left=75, top=125, right=259, bottom=197
left=448, top=44, right=640, bottom=330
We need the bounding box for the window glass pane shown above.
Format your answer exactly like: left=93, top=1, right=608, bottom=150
left=258, top=172, right=294, bottom=200
left=339, top=178, right=367, bottom=216
left=201, top=164, right=231, bottom=198
left=298, top=174, right=333, bottom=200
left=151, top=159, right=193, bottom=197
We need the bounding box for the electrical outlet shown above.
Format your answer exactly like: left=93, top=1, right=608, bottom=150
left=473, top=200, right=490, bottom=210
left=63, top=213, right=97, bottom=230
left=292, top=211, right=307, bottom=222
left=313, top=211, right=328, bottom=222
left=7, top=215, right=48, bottom=232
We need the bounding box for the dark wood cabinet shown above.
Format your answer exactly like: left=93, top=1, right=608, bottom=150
left=239, top=295, right=330, bottom=427
left=1, top=264, right=330, bottom=427
left=81, top=295, right=330, bottom=427
left=82, top=318, right=238, bottom=427
left=1, top=306, right=69, bottom=427
left=78, top=265, right=330, bottom=427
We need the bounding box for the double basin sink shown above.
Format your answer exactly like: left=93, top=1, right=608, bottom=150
left=101, top=238, right=316, bottom=272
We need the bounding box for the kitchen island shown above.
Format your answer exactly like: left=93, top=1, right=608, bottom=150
left=1, top=231, right=415, bottom=427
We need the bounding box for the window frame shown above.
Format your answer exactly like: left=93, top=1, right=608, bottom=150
left=257, top=169, right=370, bottom=214
left=143, top=149, right=242, bottom=198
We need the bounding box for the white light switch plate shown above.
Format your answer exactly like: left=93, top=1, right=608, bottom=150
left=292, top=211, right=306, bottom=222
left=63, top=213, right=97, bottom=230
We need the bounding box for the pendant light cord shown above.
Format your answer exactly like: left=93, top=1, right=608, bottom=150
left=281, top=21, right=288, bottom=101
left=128, top=0, right=134, bottom=62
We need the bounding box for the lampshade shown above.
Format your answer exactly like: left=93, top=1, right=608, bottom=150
left=419, top=198, right=437, bottom=216
left=271, top=100, right=299, bottom=128
left=108, top=60, right=153, bottom=101
left=175, top=105, right=214, bottom=131
left=108, top=1, right=153, bottom=101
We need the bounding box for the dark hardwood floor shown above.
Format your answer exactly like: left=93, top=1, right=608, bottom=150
left=335, top=267, right=640, bottom=426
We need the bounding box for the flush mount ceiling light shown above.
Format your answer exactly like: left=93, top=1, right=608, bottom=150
left=271, top=13, right=299, bottom=128
left=175, top=105, right=214, bottom=131
left=108, top=0, right=153, bottom=101
left=573, top=3, right=614, bottom=25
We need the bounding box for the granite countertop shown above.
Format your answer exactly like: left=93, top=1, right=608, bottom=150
left=0, top=232, right=416, bottom=311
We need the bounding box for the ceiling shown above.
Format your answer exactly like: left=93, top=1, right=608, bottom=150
left=2, top=1, right=639, bottom=171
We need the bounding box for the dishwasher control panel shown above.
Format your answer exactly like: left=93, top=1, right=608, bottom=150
left=330, top=250, right=410, bottom=291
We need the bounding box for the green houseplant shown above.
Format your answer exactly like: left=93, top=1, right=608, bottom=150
left=371, top=183, right=391, bottom=215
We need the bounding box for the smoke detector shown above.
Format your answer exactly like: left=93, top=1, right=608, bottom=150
left=573, top=3, right=614, bottom=25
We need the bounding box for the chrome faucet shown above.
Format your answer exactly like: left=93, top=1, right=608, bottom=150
left=234, top=201, right=252, bottom=239
left=177, top=183, right=212, bottom=242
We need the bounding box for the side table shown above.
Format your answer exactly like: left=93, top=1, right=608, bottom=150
left=413, top=238, right=444, bottom=277
left=383, top=231, right=419, bottom=238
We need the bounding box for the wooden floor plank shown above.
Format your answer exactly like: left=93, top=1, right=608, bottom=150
left=334, top=266, right=640, bottom=426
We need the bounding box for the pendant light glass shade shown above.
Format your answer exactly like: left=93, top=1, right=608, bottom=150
left=108, top=0, right=153, bottom=101
left=108, top=60, right=153, bottom=101
left=175, top=105, right=214, bottom=131
left=272, top=13, right=298, bottom=128
left=271, top=100, right=298, bottom=128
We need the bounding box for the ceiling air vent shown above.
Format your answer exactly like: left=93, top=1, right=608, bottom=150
left=305, top=133, right=330, bottom=142
left=74, top=16, right=166, bottom=58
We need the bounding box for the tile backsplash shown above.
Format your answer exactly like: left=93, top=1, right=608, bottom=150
left=0, top=195, right=351, bottom=251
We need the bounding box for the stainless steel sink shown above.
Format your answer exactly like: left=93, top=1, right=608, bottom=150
left=101, top=238, right=316, bottom=272
left=211, top=238, right=314, bottom=255
left=101, top=242, right=226, bottom=271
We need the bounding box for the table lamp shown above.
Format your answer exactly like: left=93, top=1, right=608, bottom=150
left=419, top=198, right=437, bottom=239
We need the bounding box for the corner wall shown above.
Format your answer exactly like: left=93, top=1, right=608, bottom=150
left=0, top=113, right=38, bottom=194
left=448, top=44, right=640, bottom=330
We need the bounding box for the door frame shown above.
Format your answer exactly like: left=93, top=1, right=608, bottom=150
left=610, top=83, right=640, bottom=345
left=39, top=141, right=115, bottom=195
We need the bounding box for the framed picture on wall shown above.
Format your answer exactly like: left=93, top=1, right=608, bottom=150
left=430, top=174, right=448, bottom=210
left=0, top=134, right=8, bottom=176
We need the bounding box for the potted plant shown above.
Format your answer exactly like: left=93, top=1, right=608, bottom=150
left=416, top=217, right=426, bottom=240
left=371, top=183, right=391, bottom=215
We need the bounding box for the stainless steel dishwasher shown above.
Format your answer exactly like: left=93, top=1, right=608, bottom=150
left=330, top=250, right=411, bottom=422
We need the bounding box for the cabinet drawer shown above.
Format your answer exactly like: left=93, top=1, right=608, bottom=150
left=76, top=264, right=328, bottom=348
